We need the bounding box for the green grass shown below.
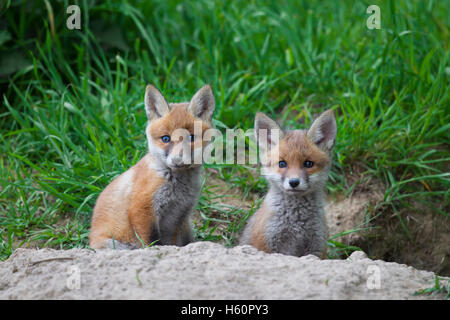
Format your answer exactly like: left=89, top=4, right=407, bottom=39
left=414, top=276, right=450, bottom=299
left=0, top=0, right=449, bottom=261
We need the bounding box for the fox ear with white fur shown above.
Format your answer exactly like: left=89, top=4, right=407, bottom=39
left=145, top=84, right=170, bottom=121
left=307, top=109, right=337, bottom=151
left=187, top=85, right=215, bottom=123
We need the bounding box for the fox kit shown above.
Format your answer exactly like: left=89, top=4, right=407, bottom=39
left=240, top=110, right=337, bottom=258
left=89, top=85, right=215, bottom=249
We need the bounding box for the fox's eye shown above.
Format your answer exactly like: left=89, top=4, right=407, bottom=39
left=161, top=135, right=171, bottom=143
left=304, top=160, right=314, bottom=168
left=189, top=134, right=195, bottom=142
left=279, top=161, right=287, bottom=168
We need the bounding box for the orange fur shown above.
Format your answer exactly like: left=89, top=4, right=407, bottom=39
left=250, top=203, right=272, bottom=253
left=127, top=156, right=165, bottom=245
left=242, top=110, right=335, bottom=258
left=149, top=104, right=211, bottom=150
left=90, top=101, right=211, bottom=249
left=89, top=155, right=165, bottom=248
left=246, top=131, right=331, bottom=255
left=89, top=85, right=215, bottom=248
left=268, top=130, right=329, bottom=177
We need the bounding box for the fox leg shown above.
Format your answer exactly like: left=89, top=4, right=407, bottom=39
left=179, top=218, right=194, bottom=246
left=308, top=236, right=328, bottom=259
left=104, top=239, right=141, bottom=250
left=101, top=222, right=160, bottom=249
left=172, top=218, right=194, bottom=246
left=128, top=192, right=159, bottom=246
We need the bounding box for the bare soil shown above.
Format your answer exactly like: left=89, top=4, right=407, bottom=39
left=0, top=242, right=447, bottom=299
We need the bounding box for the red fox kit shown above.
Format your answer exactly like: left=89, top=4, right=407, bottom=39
left=89, top=85, right=215, bottom=249
left=240, top=110, right=337, bottom=258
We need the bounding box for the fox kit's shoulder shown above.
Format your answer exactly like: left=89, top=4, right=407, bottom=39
left=241, top=110, right=336, bottom=258
left=89, top=85, right=215, bottom=249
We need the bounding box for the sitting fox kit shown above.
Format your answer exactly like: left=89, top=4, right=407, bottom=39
left=240, top=110, right=337, bottom=258
left=89, top=85, right=215, bottom=249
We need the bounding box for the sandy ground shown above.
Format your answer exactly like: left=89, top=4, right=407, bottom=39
left=0, top=241, right=446, bottom=300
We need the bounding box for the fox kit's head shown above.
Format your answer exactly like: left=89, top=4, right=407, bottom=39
left=255, top=110, right=336, bottom=195
left=144, top=84, right=215, bottom=169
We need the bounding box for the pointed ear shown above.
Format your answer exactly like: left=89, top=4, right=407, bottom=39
left=307, top=109, right=337, bottom=151
left=145, top=84, right=170, bottom=121
left=254, top=112, right=284, bottom=149
left=187, top=85, right=215, bottom=123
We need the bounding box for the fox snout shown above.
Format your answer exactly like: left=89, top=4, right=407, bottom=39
left=289, top=178, right=299, bottom=188
left=283, top=173, right=308, bottom=192
left=167, top=150, right=186, bottom=168
left=166, top=129, right=198, bottom=168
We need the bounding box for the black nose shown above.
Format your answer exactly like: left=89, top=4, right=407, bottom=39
left=289, top=178, right=300, bottom=188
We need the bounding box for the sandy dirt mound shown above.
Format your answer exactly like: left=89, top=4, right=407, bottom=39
left=0, top=242, right=446, bottom=299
